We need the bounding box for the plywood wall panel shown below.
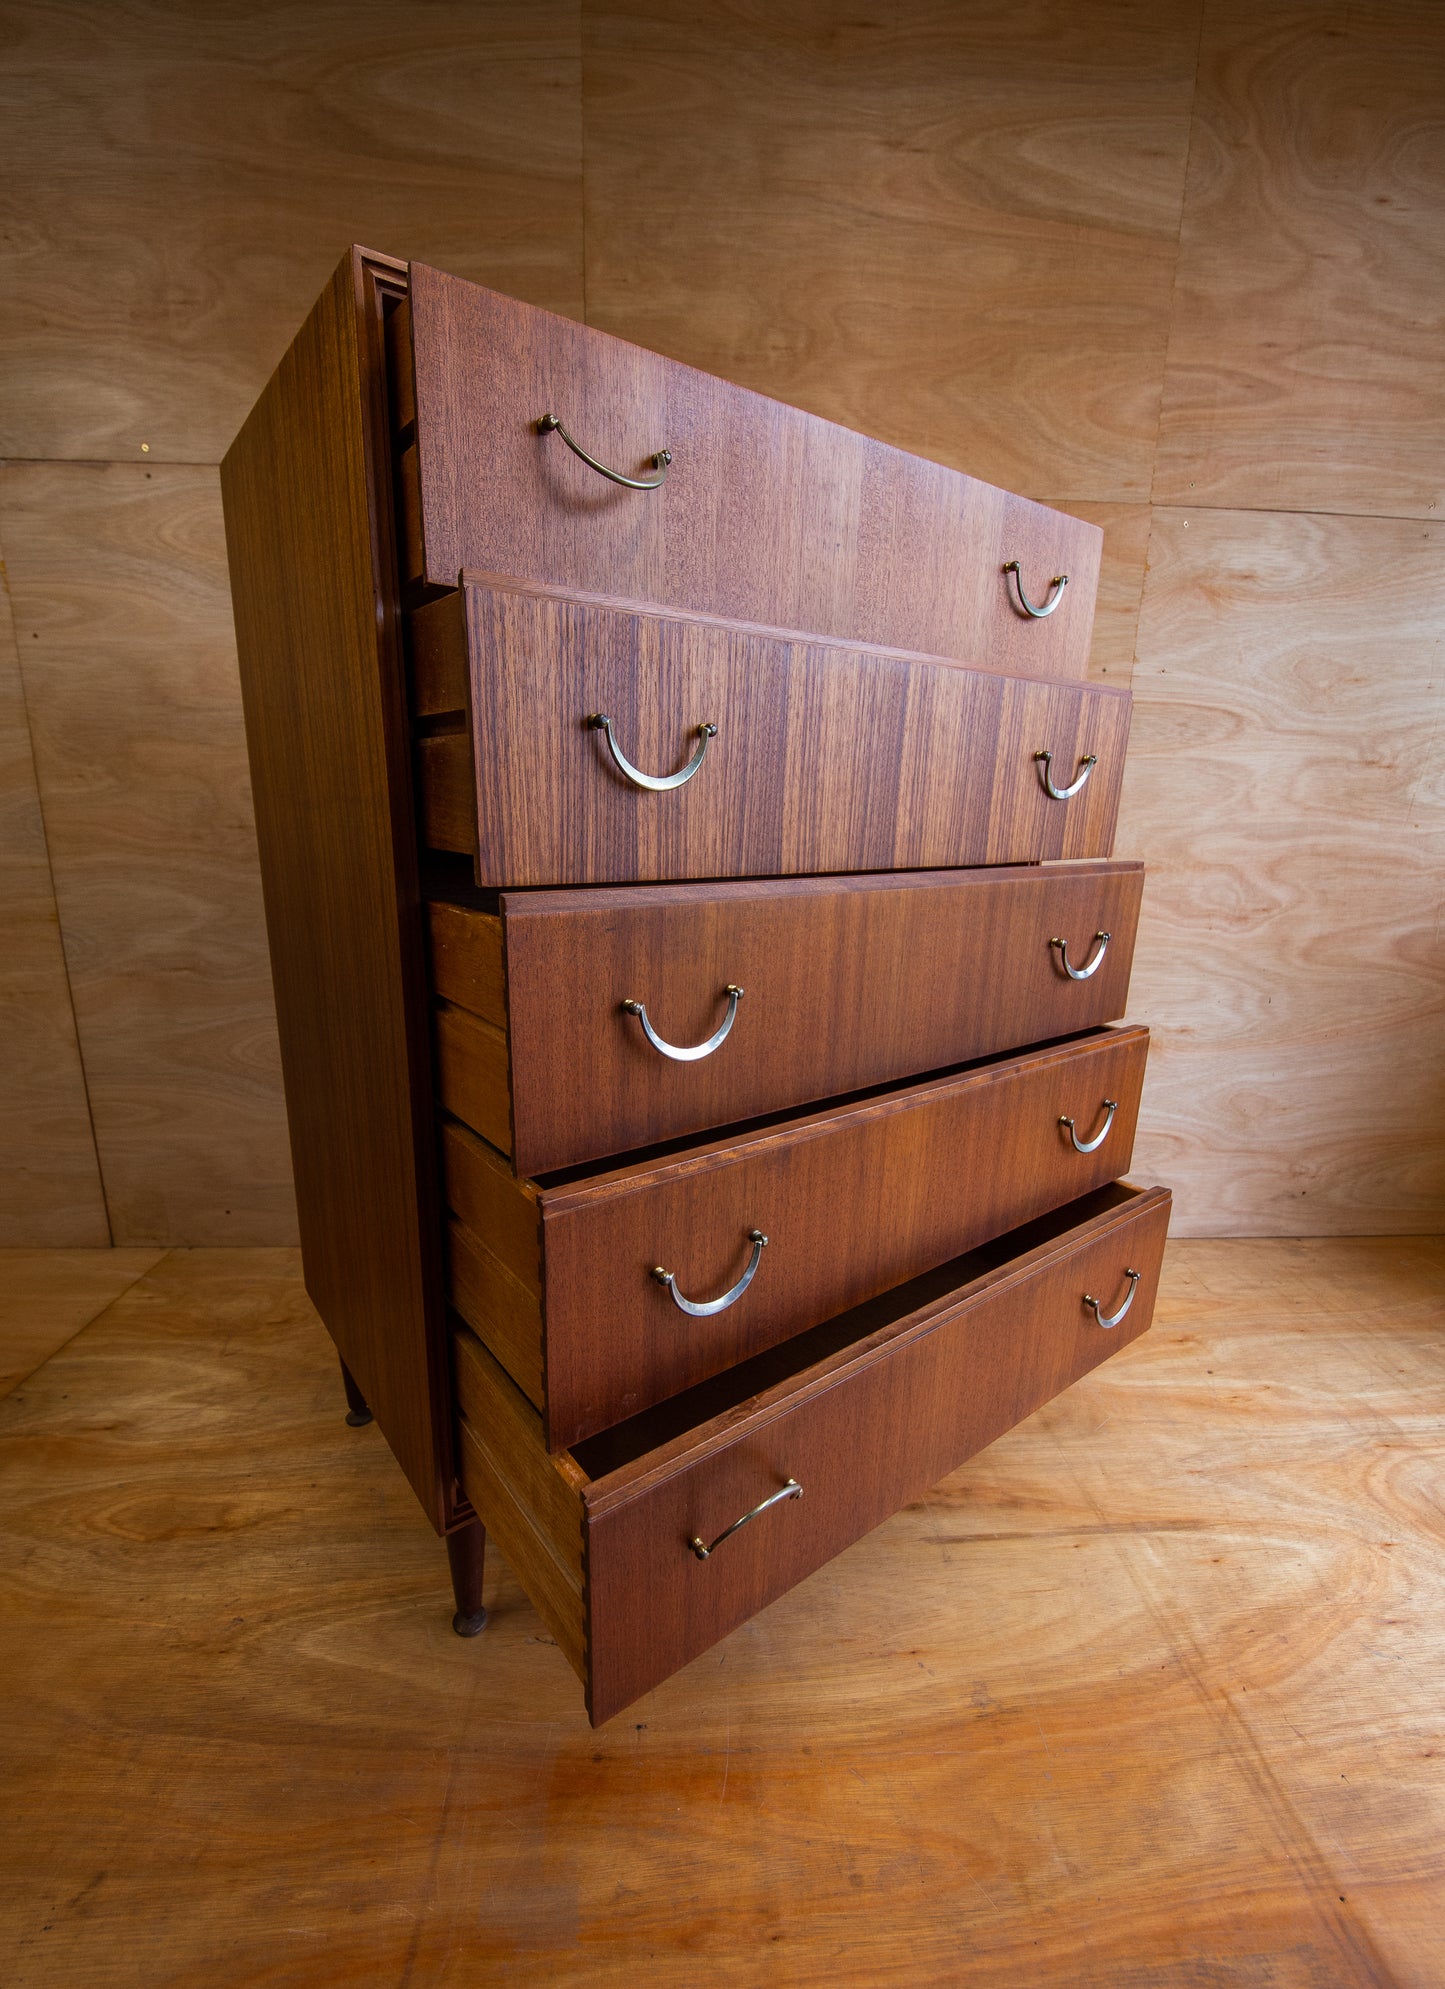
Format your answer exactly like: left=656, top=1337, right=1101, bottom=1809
left=582, top=0, right=1200, bottom=503
left=1154, top=1, right=1445, bottom=518
left=1118, top=507, right=1445, bottom=1234
left=0, top=0, right=584, bottom=462
left=0, top=464, right=296, bottom=1246
left=0, top=2, right=1438, bottom=1241
left=0, top=538, right=109, bottom=1245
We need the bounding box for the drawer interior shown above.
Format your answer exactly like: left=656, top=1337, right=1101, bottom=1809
left=569, top=1181, right=1151, bottom=1479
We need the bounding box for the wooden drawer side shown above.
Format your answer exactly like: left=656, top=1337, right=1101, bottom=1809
left=440, top=1119, right=540, bottom=1292
left=449, top=1217, right=545, bottom=1408
left=410, top=586, right=469, bottom=717
left=435, top=1004, right=511, bottom=1154
left=427, top=901, right=506, bottom=1025
left=453, top=1326, right=587, bottom=1682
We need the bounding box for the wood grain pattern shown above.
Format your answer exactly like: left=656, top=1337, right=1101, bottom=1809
left=451, top=1303, right=588, bottom=1679
left=0, top=538, right=108, bottom=1245
left=580, top=1186, right=1171, bottom=1725
left=448, top=1216, right=543, bottom=1407
left=447, top=1028, right=1150, bottom=1449
left=0, top=0, right=585, bottom=461
left=221, top=252, right=450, bottom=1527
left=433, top=1004, right=512, bottom=1154
left=426, top=902, right=505, bottom=1026
left=0, top=1246, right=162, bottom=1399
left=404, top=264, right=1104, bottom=679
left=471, top=861, right=1145, bottom=1177
left=582, top=0, right=1201, bottom=505
left=0, top=462, right=296, bottom=1246
left=454, top=1413, right=586, bottom=1681
left=1042, top=499, right=1152, bottom=684
left=438, top=1120, right=541, bottom=1295
left=417, top=580, right=1130, bottom=886
left=453, top=1183, right=1172, bottom=1725
left=1117, top=506, right=1445, bottom=1234
left=3, top=1239, right=1443, bottom=1979
left=1154, top=0, right=1445, bottom=517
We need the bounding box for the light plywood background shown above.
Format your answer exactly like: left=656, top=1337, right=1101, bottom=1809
left=1, top=0, right=1441, bottom=1242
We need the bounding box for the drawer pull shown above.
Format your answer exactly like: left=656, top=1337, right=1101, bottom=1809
left=689, top=1478, right=803, bottom=1561
left=536, top=412, right=672, bottom=489
left=1004, top=560, right=1069, bottom=618
left=1084, top=1269, right=1141, bottom=1330
left=589, top=712, right=717, bottom=792
left=653, top=1229, right=768, bottom=1316
left=1060, top=1098, right=1118, bottom=1154
left=623, top=984, right=744, bottom=1061
left=1050, top=930, right=1111, bottom=981
left=1034, top=748, right=1097, bottom=800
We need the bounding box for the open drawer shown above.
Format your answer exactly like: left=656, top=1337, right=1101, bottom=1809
left=392, top=261, right=1102, bottom=683
left=411, top=577, right=1130, bottom=888
left=454, top=1180, right=1171, bottom=1725
left=429, top=861, right=1145, bottom=1178
left=444, top=1024, right=1150, bottom=1449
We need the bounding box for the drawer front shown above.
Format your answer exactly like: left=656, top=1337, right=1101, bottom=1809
left=581, top=1184, right=1171, bottom=1724
left=401, top=263, right=1101, bottom=683
left=417, top=581, right=1129, bottom=888
left=486, top=861, right=1144, bottom=1176
left=528, top=1026, right=1149, bottom=1448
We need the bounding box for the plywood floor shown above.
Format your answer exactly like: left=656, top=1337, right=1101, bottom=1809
left=1, top=1238, right=1442, bottom=1987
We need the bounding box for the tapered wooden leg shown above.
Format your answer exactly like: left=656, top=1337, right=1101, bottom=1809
left=339, top=1357, right=372, bottom=1428
left=446, top=1518, right=488, bottom=1637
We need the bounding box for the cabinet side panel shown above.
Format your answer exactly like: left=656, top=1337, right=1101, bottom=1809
left=220, top=252, right=448, bottom=1528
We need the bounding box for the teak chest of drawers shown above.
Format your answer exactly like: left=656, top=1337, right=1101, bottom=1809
left=222, top=247, right=1169, bottom=1727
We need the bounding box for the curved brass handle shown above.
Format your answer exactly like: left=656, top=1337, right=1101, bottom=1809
left=537, top=413, right=672, bottom=489
left=1084, top=1269, right=1140, bottom=1330
left=1051, top=930, right=1111, bottom=981
left=1059, top=1098, right=1118, bottom=1154
left=689, top=1478, right=802, bottom=1561
left=622, top=985, right=743, bottom=1062
left=1004, top=560, right=1069, bottom=618
left=653, top=1229, right=768, bottom=1317
left=1035, top=749, right=1097, bottom=800
left=589, top=713, right=717, bottom=792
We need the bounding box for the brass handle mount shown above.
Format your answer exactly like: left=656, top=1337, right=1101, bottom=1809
left=622, top=986, right=744, bottom=1062
left=1050, top=931, right=1111, bottom=982
left=653, top=1229, right=769, bottom=1317
left=1035, top=749, right=1097, bottom=800
left=689, top=1479, right=803, bottom=1561
left=537, top=412, right=671, bottom=489
left=589, top=713, right=716, bottom=792
left=1059, top=1098, right=1119, bottom=1154
left=1004, top=559, right=1069, bottom=618
left=1084, top=1270, right=1141, bottom=1330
